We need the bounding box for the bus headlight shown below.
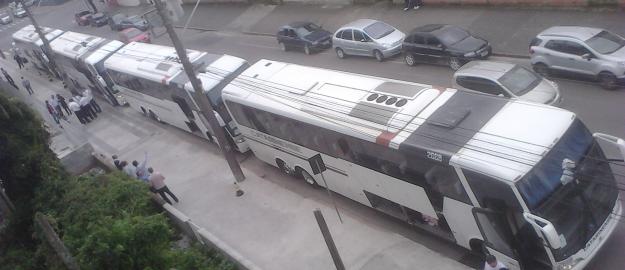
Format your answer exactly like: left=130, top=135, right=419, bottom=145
left=558, top=257, right=583, bottom=270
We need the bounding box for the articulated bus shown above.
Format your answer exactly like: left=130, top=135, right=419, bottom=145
left=103, top=42, right=249, bottom=152
left=12, top=25, right=64, bottom=76
left=49, top=31, right=125, bottom=105
left=222, top=59, right=625, bottom=270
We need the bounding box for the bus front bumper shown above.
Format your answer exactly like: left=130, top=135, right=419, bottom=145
left=556, top=195, right=622, bottom=270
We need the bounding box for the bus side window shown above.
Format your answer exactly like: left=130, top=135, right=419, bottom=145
left=463, top=169, right=521, bottom=210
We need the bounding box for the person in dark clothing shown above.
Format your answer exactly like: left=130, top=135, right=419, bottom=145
left=45, top=100, right=61, bottom=127
left=112, top=155, right=124, bottom=170
left=403, top=0, right=421, bottom=10
left=57, top=94, right=71, bottom=115
left=21, top=77, right=33, bottom=95
left=1, top=68, right=18, bottom=89
left=14, top=54, right=24, bottom=69
left=149, top=168, right=179, bottom=204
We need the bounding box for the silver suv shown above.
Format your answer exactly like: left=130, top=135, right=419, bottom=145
left=332, top=19, right=405, bottom=62
left=530, top=26, right=625, bottom=90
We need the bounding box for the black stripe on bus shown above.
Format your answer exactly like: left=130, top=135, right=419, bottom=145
left=399, top=91, right=508, bottom=162
left=244, top=135, right=349, bottom=177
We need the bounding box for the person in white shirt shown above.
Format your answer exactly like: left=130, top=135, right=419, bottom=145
left=68, top=98, right=87, bottom=124
left=484, top=255, right=507, bottom=270
left=83, top=88, right=101, bottom=113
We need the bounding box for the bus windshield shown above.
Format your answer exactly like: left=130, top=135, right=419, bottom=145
left=516, top=119, right=618, bottom=261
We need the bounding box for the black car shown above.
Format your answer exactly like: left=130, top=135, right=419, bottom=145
left=277, top=22, right=332, bottom=55
left=109, top=14, right=149, bottom=31
left=89, top=13, right=108, bottom=27
left=401, top=24, right=491, bottom=70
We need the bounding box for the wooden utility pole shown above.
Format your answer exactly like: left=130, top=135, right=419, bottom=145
left=19, top=0, right=75, bottom=93
left=152, top=0, right=245, bottom=184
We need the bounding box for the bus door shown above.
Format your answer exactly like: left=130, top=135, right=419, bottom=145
left=472, top=207, right=521, bottom=270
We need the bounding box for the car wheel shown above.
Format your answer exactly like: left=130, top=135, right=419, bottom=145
left=374, top=50, right=384, bottom=62
left=279, top=42, right=287, bottom=52
left=336, top=47, right=345, bottom=59
left=304, top=44, right=311, bottom=55
left=299, top=169, right=318, bottom=188
left=599, top=72, right=618, bottom=90
left=404, top=53, right=416, bottom=66
left=449, top=57, right=464, bottom=71
left=532, top=63, right=550, bottom=77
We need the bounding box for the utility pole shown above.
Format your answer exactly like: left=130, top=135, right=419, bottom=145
left=19, top=0, right=74, bottom=93
left=152, top=0, right=246, bottom=186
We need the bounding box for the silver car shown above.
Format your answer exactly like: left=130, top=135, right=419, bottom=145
left=530, top=26, right=625, bottom=90
left=0, top=13, right=12, bottom=25
left=332, top=19, right=405, bottom=62
left=453, top=61, right=561, bottom=106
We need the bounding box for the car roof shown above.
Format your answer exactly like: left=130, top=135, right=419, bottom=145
left=455, top=61, right=517, bottom=80
left=410, top=24, right=447, bottom=33
left=537, top=26, right=603, bottom=41
left=339, top=19, right=378, bottom=30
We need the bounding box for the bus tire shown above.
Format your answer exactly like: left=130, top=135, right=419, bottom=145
left=297, top=167, right=318, bottom=188
left=276, top=159, right=290, bottom=175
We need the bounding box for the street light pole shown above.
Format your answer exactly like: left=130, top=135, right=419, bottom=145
left=18, top=0, right=74, bottom=93
left=152, top=0, right=246, bottom=186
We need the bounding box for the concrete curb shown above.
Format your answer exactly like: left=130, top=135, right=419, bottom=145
left=174, top=25, right=532, bottom=59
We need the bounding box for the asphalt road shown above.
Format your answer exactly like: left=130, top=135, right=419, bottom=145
left=2, top=2, right=625, bottom=269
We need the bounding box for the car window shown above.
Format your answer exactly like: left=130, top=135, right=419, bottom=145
left=341, top=29, right=353, bottom=40
left=498, top=66, right=541, bottom=96
left=287, top=29, right=297, bottom=38
left=412, top=34, right=426, bottom=45
left=426, top=36, right=442, bottom=47
left=278, top=29, right=287, bottom=36
left=545, top=40, right=590, bottom=56
left=353, top=30, right=365, bottom=42
left=363, top=22, right=395, bottom=39
left=457, top=76, right=506, bottom=96
left=585, top=31, right=625, bottom=54
left=335, top=30, right=343, bottom=39
left=295, top=24, right=320, bottom=38
left=530, top=37, right=543, bottom=47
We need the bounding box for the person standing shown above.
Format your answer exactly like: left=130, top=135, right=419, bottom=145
left=83, top=88, right=101, bottom=113
left=14, top=54, right=24, bottom=69
left=135, top=152, right=150, bottom=182
left=112, top=155, right=124, bottom=170
left=49, top=94, right=65, bottom=119
left=68, top=98, right=86, bottom=124
left=1, top=68, right=18, bottom=89
left=45, top=100, right=62, bottom=128
left=21, top=77, right=33, bottom=95
left=57, top=94, right=71, bottom=115
left=148, top=168, right=179, bottom=205
left=484, top=255, right=507, bottom=270
left=123, top=160, right=138, bottom=179
left=79, top=94, right=97, bottom=120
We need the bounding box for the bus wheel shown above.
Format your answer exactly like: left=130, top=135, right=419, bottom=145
left=276, top=159, right=290, bottom=175
left=298, top=168, right=318, bottom=188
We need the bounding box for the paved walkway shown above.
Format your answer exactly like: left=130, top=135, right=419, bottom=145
left=0, top=53, right=472, bottom=269
left=171, top=2, right=625, bottom=57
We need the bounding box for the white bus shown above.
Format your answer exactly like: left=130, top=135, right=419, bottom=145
left=103, top=42, right=249, bottom=152
left=12, top=25, right=64, bottom=77
left=49, top=31, right=125, bottom=105
left=222, top=59, right=625, bottom=270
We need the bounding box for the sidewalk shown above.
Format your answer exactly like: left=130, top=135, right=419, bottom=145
left=0, top=54, right=472, bottom=269
left=173, top=2, right=625, bottom=57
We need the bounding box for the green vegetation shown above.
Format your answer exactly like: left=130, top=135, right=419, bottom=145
left=0, top=92, right=235, bottom=270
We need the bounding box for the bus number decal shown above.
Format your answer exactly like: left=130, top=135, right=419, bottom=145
left=426, top=151, right=443, bottom=162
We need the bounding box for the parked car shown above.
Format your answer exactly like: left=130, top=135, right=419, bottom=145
left=89, top=13, right=108, bottom=27
left=109, top=14, right=149, bottom=31
left=13, top=5, right=27, bottom=18
left=0, top=13, right=12, bottom=25
left=118, top=27, right=150, bottom=44
left=74, top=10, right=92, bottom=26
left=276, top=22, right=332, bottom=55
left=453, top=61, right=561, bottom=106
left=332, top=19, right=405, bottom=62
left=402, top=24, right=491, bottom=70
left=530, top=26, right=625, bottom=90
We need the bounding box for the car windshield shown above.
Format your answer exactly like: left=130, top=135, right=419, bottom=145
left=363, top=21, right=395, bottom=39
left=497, top=66, right=541, bottom=95
left=436, top=26, right=470, bottom=46
left=127, top=16, right=143, bottom=24
left=585, top=31, right=625, bottom=54
left=516, top=119, right=618, bottom=261
left=294, top=23, right=320, bottom=37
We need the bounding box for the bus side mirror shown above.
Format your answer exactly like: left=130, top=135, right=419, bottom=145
left=523, top=213, right=565, bottom=249
left=593, top=133, right=625, bottom=161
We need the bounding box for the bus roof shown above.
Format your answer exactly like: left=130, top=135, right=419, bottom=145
left=103, top=42, right=207, bottom=86
left=222, top=59, right=576, bottom=182
left=84, top=40, right=125, bottom=66
left=50, top=31, right=108, bottom=60
left=12, top=25, right=64, bottom=47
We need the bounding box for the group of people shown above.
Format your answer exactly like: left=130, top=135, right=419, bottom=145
left=68, top=88, right=102, bottom=125
left=403, top=0, right=423, bottom=10
left=112, top=153, right=179, bottom=205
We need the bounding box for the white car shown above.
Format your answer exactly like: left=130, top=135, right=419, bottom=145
left=0, top=13, right=12, bottom=24
left=13, top=6, right=27, bottom=18
left=453, top=61, right=561, bottom=106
